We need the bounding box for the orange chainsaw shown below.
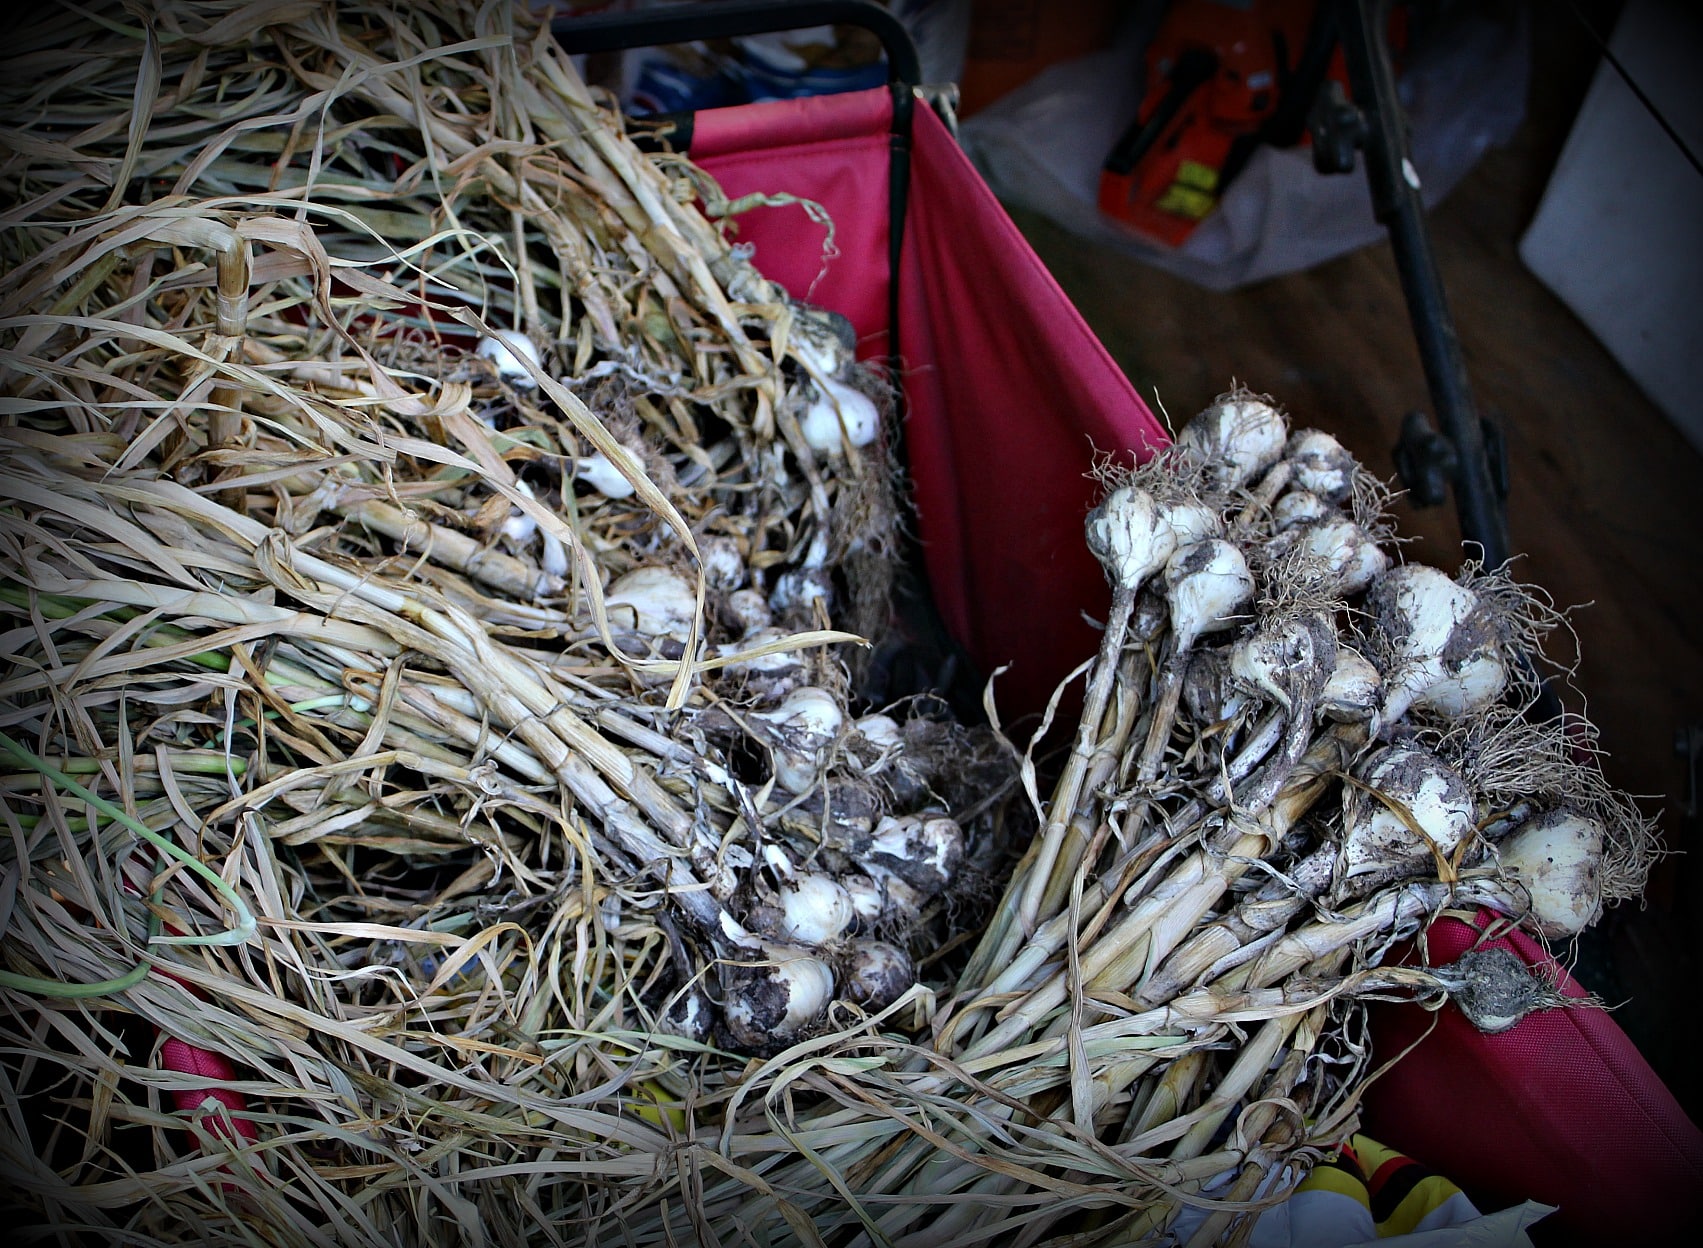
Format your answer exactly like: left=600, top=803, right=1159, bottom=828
left=1098, top=0, right=1406, bottom=247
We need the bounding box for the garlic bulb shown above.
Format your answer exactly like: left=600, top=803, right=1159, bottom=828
left=858, top=814, right=962, bottom=898
left=574, top=452, right=636, bottom=499
left=770, top=872, right=857, bottom=946
left=1428, top=946, right=1557, bottom=1035
left=789, top=304, right=857, bottom=379
left=500, top=477, right=540, bottom=544
left=538, top=527, right=568, bottom=579
left=841, top=940, right=914, bottom=1010
left=716, top=627, right=803, bottom=677
left=1174, top=392, right=1288, bottom=489
left=658, top=984, right=715, bottom=1043
left=1340, top=741, right=1475, bottom=879
left=1292, top=516, right=1389, bottom=596
left=699, top=535, right=746, bottom=593
left=1495, top=808, right=1605, bottom=937
left=723, top=588, right=773, bottom=635
left=772, top=566, right=832, bottom=616
left=852, top=713, right=902, bottom=754
left=1368, top=565, right=1508, bottom=725
left=606, top=565, right=697, bottom=641
left=1160, top=497, right=1223, bottom=547
left=842, top=873, right=885, bottom=926
left=1085, top=486, right=1178, bottom=592
left=799, top=375, right=880, bottom=454
left=476, top=329, right=541, bottom=388
left=1182, top=649, right=1251, bottom=727
left=1272, top=489, right=1330, bottom=532
left=1285, top=428, right=1357, bottom=503
left=721, top=943, right=836, bottom=1049
left=1228, top=612, right=1334, bottom=713
left=1316, top=645, right=1381, bottom=721
left=1163, top=538, right=1254, bottom=653
left=753, top=686, right=844, bottom=794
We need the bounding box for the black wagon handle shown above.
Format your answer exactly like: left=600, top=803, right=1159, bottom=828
left=549, top=0, right=922, bottom=90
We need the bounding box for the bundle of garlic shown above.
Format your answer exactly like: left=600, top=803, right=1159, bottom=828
left=905, top=388, right=1659, bottom=1243
left=0, top=3, right=1021, bottom=1243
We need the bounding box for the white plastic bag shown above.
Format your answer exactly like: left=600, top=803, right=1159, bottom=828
left=958, top=5, right=1529, bottom=290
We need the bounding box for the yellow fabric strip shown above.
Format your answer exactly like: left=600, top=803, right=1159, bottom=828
left=1378, top=1175, right=1467, bottom=1238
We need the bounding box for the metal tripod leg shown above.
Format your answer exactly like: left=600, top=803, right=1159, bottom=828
left=1335, top=0, right=1511, bottom=569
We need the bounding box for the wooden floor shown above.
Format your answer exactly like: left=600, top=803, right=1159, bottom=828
left=1005, top=7, right=1703, bottom=1113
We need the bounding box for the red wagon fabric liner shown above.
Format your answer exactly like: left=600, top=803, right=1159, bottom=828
left=691, top=88, right=1170, bottom=723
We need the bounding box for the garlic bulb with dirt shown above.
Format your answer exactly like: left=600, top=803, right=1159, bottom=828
left=1228, top=612, right=1335, bottom=714
left=852, top=713, right=902, bottom=755
left=716, top=628, right=804, bottom=682
left=789, top=303, right=857, bottom=379
left=723, top=587, right=773, bottom=635
left=1316, top=645, right=1382, bottom=722
left=1427, top=946, right=1569, bottom=1035
left=1494, top=808, right=1605, bottom=937
left=476, top=329, right=541, bottom=388
left=858, top=813, right=963, bottom=899
left=1339, top=741, right=1476, bottom=879
left=1183, top=649, right=1252, bottom=727
left=841, top=873, right=885, bottom=927
left=753, top=685, right=844, bottom=794
left=1284, top=428, right=1358, bottom=503
left=658, top=984, right=716, bottom=1043
left=772, top=566, right=832, bottom=617
left=1173, top=391, right=1288, bottom=489
left=721, top=943, right=836, bottom=1050
left=1287, top=516, right=1389, bottom=596
left=698, top=535, right=747, bottom=592
left=1368, top=564, right=1508, bottom=726
left=606, top=565, right=697, bottom=641
left=841, top=939, right=915, bottom=1010
left=766, top=872, right=858, bottom=946
left=1272, top=489, right=1330, bottom=532
left=1163, top=539, right=1254, bottom=654
left=1085, top=485, right=1178, bottom=593
left=1160, top=497, right=1223, bottom=548
left=1134, top=538, right=1255, bottom=779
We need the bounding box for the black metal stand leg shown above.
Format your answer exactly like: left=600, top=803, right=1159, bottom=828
left=1336, top=0, right=1510, bottom=569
